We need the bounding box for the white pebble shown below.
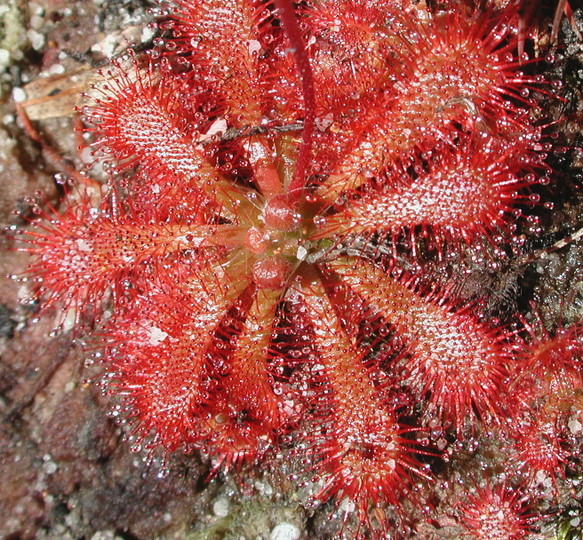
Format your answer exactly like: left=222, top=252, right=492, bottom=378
left=30, top=14, right=45, bottom=31
left=27, top=29, right=46, bottom=51
left=212, top=497, right=229, bottom=517
left=141, top=25, right=156, bottom=43
left=270, top=523, right=300, bottom=540
left=91, top=34, right=119, bottom=58
left=568, top=415, right=582, bottom=435
left=47, top=63, right=66, bottom=75
left=12, top=87, right=27, bottom=103
left=0, top=49, right=10, bottom=70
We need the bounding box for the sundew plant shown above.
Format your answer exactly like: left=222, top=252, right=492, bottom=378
left=22, top=0, right=583, bottom=536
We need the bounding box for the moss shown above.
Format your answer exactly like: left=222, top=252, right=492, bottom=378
left=0, top=0, right=27, bottom=60
left=188, top=493, right=303, bottom=540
